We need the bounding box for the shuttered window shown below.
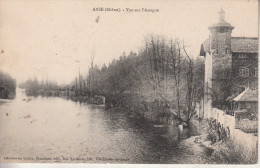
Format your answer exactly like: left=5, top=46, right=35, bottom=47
left=239, top=67, right=249, bottom=77
left=239, top=53, right=247, bottom=58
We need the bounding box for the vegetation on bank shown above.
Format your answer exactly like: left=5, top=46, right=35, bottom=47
left=20, top=35, right=205, bottom=125
left=75, top=35, right=205, bottom=124
left=212, top=139, right=258, bottom=164
left=19, top=78, right=61, bottom=96
left=0, top=70, right=16, bottom=90
left=0, top=70, right=16, bottom=99
left=195, top=118, right=258, bottom=164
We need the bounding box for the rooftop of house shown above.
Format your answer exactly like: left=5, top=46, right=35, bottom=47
left=199, top=37, right=258, bottom=56
left=231, top=37, right=258, bottom=53
left=233, top=88, right=258, bottom=102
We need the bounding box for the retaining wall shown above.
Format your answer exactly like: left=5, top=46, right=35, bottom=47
left=211, top=108, right=258, bottom=153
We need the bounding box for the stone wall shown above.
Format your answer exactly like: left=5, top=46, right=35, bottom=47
left=211, top=108, right=258, bottom=153
left=212, top=108, right=235, bottom=137
left=237, top=119, right=258, bottom=133
left=234, top=111, right=258, bottom=133
left=233, top=129, right=258, bottom=152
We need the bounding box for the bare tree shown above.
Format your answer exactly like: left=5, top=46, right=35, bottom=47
left=183, top=44, right=196, bottom=123
left=90, top=48, right=95, bottom=96
left=170, top=39, right=181, bottom=122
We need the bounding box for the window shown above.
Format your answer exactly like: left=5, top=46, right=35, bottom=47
left=253, top=68, right=258, bottom=78
left=239, top=67, right=249, bottom=77
left=219, top=28, right=225, bottom=33
left=240, top=102, right=247, bottom=110
left=239, top=53, right=247, bottom=58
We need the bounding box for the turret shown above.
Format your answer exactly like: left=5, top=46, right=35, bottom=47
left=208, top=9, right=234, bottom=55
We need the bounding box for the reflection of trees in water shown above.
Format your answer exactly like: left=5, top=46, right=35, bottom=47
left=98, top=107, right=201, bottom=163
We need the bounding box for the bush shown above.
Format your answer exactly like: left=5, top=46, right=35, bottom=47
left=213, top=140, right=258, bottom=164
left=206, top=131, right=217, bottom=144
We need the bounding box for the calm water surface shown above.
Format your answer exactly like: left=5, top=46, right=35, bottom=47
left=0, top=88, right=203, bottom=163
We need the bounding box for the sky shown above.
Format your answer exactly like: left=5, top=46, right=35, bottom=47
left=0, top=0, right=258, bottom=84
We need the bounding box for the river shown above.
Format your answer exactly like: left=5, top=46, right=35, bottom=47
left=0, top=88, right=211, bottom=164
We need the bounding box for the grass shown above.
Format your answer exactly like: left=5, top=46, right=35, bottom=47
left=212, top=139, right=258, bottom=164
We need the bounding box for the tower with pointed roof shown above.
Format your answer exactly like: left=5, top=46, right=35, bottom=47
left=208, top=8, right=234, bottom=56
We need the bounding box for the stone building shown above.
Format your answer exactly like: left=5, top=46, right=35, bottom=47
left=199, top=9, right=258, bottom=118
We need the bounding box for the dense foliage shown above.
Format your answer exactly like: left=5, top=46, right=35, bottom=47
left=78, top=36, right=205, bottom=123
left=19, top=78, right=60, bottom=96
left=0, top=70, right=16, bottom=91
left=19, top=35, right=205, bottom=123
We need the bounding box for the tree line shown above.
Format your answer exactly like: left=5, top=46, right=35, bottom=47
left=19, top=78, right=61, bottom=96
left=0, top=70, right=16, bottom=91
left=76, top=35, right=204, bottom=124
left=19, top=35, right=205, bottom=124
left=0, top=70, right=16, bottom=99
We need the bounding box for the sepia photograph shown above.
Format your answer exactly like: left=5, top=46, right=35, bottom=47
left=0, top=0, right=258, bottom=166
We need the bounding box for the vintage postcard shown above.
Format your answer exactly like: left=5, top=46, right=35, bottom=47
left=0, top=0, right=258, bottom=166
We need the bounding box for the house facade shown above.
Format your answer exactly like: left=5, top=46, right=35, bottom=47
left=199, top=9, right=258, bottom=119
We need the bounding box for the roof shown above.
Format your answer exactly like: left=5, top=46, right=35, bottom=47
left=208, top=20, right=234, bottom=29
left=208, top=9, right=234, bottom=30
left=233, top=88, right=258, bottom=102
left=199, top=37, right=258, bottom=56
left=231, top=37, right=258, bottom=53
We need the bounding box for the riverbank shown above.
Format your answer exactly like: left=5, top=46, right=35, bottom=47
left=172, top=118, right=214, bottom=164
left=3, top=90, right=255, bottom=164
left=179, top=118, right=258, bottom=164
left=63, top=96, right=241, bottom=163
left=0, top=91, right=218, bottom=164
left=104, top=107, right=222, bottom=163
left=13, top=90, right=258, bottom=164
left=0, top=99, right=12, bottom=104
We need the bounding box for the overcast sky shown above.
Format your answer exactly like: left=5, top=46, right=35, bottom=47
left=0, top=0, right=258, bottom=84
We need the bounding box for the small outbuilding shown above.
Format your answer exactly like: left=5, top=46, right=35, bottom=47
left=232, top=88, right=258, bottom=111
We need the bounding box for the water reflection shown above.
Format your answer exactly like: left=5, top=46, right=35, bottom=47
left=0, top=88, right=199, bottom=163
